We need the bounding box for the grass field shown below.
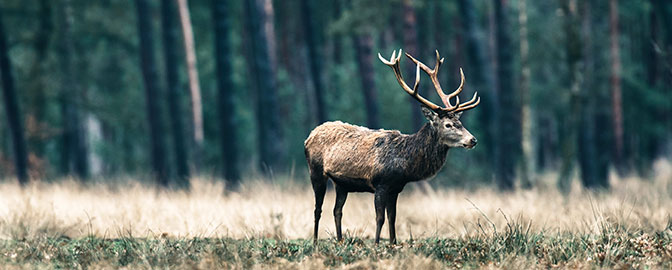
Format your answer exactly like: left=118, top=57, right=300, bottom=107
left=1, top=160, right=672, bottom=269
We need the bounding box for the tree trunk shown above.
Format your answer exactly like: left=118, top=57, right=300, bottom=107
left=493, top=0, right=519, bottom=191
left=609, top=0, right=624, bottom=173
left=26, top=0, right=52, bottom=161
left=517, top=0, right=534, bottom=188
left=261, top=0, right=277, bottom=72
left=300, top=0, right=327, bottom=124
left=161, top=0, right=190, bottom=187
left=578, top=0, right=608, bottom=189
left=175, top=0, right=204, bottom=166
left=660, top=1, right=672, bottom=144
left=643, top=0, right=663, bottom=162
left=0, top=8, right=28, bottom=185
left=135, top=0, right=169, bottom=186
left=353, top=33, right=380, bottom=129
left=458, top=0, right=496, bottom=169
left=57, top=0, right=88, bottom=180
left=331, top=0, right=344, bottom=65
left=244, top=0, right=285, bottom=173
left=213, top=0, right=240, bottom=184
left=402, top=0, right=422, bottom=131
left=557, top=0, right=582, bottom=192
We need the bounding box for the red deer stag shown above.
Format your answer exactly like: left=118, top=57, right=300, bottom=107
left=304, top=49, right=480, bottom=244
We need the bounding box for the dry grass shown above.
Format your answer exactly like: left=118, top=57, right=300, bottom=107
left=0, top=158, right=671, bottom=269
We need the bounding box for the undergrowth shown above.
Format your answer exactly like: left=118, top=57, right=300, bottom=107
left=2, top=221, right=672, bottom=269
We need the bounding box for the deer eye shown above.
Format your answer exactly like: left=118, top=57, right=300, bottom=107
left=444, top=123, right=452, bottom=128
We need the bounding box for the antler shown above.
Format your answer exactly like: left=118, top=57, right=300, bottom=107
left=377, top=49, right=443, bottom=111
left=380, top=49, right=480, bottom=113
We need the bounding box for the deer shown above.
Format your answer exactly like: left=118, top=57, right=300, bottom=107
left=304, top=49, right=480, bottom=244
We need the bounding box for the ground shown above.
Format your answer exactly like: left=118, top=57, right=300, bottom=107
left=0, top=160, right=671, bottom=269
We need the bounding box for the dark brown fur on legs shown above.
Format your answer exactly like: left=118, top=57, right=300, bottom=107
left=305, top=50, right=481, bottom=244
left=310, top=167, right=327, bottom=243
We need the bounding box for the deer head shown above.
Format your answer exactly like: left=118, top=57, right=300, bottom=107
left=378, top=49, right=480, bottom=149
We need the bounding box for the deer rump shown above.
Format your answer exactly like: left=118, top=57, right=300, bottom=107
left=305, top=121, right=446, bottom=193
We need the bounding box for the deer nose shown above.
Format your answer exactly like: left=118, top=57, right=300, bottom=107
left=470, top=138, right=478, bottom=145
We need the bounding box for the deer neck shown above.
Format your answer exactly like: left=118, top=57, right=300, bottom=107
left=405, top=123, right=450, bottom=181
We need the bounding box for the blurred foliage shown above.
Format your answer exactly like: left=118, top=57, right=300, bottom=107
left=0, top=0, right=670, bottom=186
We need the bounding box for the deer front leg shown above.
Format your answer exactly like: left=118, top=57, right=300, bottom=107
left=386, top=192, right=399, bottom=244
left=333, top=186, right=348, bottom=241
left=374, top=189, right=388, bottom=244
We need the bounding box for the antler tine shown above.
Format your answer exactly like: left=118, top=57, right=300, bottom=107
left=406, top=51, right=458, bottom=109
left=447, top=68, right=465, bottom=102
left=454, top=91, right=480, bottom=112
left=377, top=49, right=398, bottom=66
left=378, top=50, right=442, bottom=111
left=434, top=50, right=444, bottom=71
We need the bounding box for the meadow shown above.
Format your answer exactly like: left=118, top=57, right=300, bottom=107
left=1, top=159, right=672, bottom=269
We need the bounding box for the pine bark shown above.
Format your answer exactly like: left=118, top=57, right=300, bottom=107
left=300, top=0, right=327, bottom=124
left=517, top=0, right=534, bottom=188
left=578, top=0, right=608, bottom=189
left=353, top=33, right=380, bottom=129
left=176, top=0, right=204, bottom=151
left=0, top=8, right=28, bottom=185
left=609, top=0, right=624, bottom=172
left=57, top=0, right=88, bottom=179
left=135, top=0, right=169, bottom=186
left=493, top=0, right=519, bottom=191
left=402, top=0, right=422, bottom=131
left=213, top=0, right=240, bottom=183
left=161, top=0, right=190, bottom=186
left=557, top=0, right=582, bottom=192
left=26, top=0, right=52, bottom=160
left=244, top=0, right=285, bottom=173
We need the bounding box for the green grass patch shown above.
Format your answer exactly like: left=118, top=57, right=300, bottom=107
left=3, top=227, right=672, bottom=269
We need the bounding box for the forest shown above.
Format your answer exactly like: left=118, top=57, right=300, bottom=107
left=1, top=0, right=671, bottom=190
left=2, top=0, right=672, bottom=269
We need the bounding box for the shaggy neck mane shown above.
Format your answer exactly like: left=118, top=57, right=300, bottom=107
left=402, top=122, right=450, bottom=180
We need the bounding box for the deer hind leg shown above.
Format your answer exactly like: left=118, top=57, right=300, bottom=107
left=333, top=185, right=348, bottom=241
left=373, top=189, right=388, bottom=244
left=311, top=170, right=327, bottom=243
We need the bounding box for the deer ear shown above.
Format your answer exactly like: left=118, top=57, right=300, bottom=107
left=421, top=106, right=439, bottom=123
left=454, top=111, right=463, bottom=118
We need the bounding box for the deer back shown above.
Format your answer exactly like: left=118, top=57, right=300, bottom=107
left=304, top=121, right=406, bottom=180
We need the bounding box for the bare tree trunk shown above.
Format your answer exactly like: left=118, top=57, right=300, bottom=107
left=261, top=0, right=277, bottom=71
left=331, top=0, right=344, bottom=65
left=300, top=0, right=327, bottom=124
left=57, top=0, right=88, bottom=180
left=213, top=0, right=240, bottom=184
left=402, top=0, right=422, bottom=131
left=578, top=0, right=604, bottom=189
left=0, top=8, right=28, bottom=185
left=162, top=0, right=190, bottom=187
left=644, top=0, right=662, bottom=161
left=26, top=0, right=52, bottom=161
left=517, top=0, right=534, bottom=189
left=609, top=0, right=624, bottom=173
left=557, top=0, right=583, bottom=192
left=493, top=0, right=519, bottom=191
left=135, top=0, right=169, bottom=186
left=353, top=33, right=380, bottom=129
left=458, top=0, right=496, bottom=171
left=244, top=0, right=285, bottom=173
left=176, top=0, right=203, bottom=155
left=658, top=1, right=672, bottom=145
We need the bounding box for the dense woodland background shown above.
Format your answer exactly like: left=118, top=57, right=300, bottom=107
left=0, top=0, right=670, bottom=190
